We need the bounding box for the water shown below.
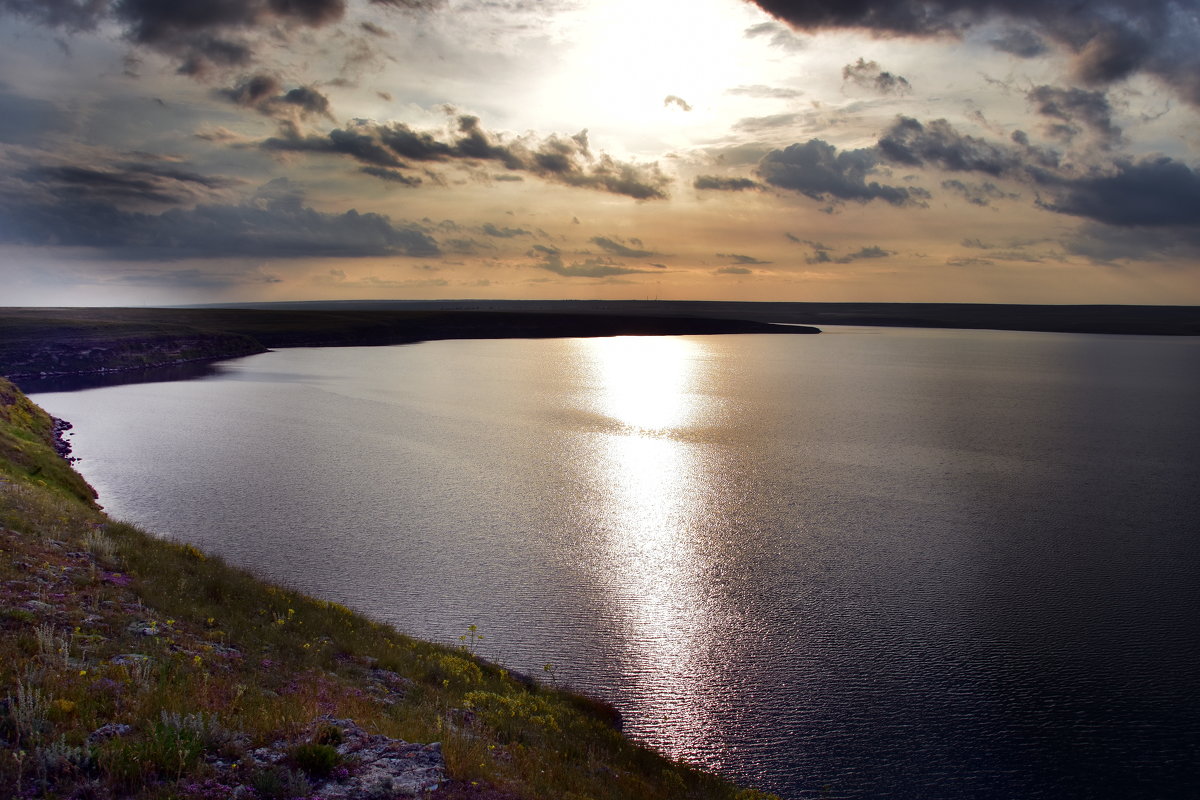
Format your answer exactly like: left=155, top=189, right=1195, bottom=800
left=30, top=328, right=1200, bottom=799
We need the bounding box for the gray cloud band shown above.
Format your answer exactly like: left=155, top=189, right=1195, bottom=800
left=262, top=116, right=671, bottom=200
left=748, top=0, right=1200, bottom=106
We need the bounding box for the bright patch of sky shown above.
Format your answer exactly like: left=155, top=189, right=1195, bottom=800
left=0, top=0, right=1198, bottom=305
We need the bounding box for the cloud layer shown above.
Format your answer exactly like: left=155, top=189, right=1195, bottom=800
left=757, top=139, right=921, bottom=205
left=749, top=0, right=1200, bottom=105
left=0, top=0, right=362, bottom=75
left=0, top=175, right=438, bottom=260
left=263, top=116, right=670, bottom=200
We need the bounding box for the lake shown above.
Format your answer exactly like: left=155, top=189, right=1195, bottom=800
left=30, top=327, right=1200, bottom=799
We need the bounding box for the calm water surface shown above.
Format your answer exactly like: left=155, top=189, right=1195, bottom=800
left=31, top=328, right=1200, bottom=799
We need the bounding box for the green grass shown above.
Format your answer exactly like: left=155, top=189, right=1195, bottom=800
left=0, top=377, right=779, bottom=800
left=0, top=380, right=97, bottom=506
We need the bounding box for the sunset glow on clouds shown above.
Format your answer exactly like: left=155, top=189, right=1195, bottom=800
left=1, top=0, right=1198, bottom=305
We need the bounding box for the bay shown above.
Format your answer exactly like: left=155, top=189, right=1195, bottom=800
left=31, top=327, right=1200, bottom=799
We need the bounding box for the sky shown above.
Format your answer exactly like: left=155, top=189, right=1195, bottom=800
left=1, top=0, right=1199, bottom=306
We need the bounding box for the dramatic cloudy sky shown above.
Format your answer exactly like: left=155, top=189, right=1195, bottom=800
left=2, top=0, right=1199, bottom=305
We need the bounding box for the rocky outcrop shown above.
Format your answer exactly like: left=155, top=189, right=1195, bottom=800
left=249, top=716, right=445, bottom=799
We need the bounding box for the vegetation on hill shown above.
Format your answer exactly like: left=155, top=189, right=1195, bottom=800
left=0, top=377, right=778, bottom=800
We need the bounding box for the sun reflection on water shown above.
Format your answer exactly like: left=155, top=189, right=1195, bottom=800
left=583, top=335, right=700, bottom=433
left=574, top=336, right=728, bottom=766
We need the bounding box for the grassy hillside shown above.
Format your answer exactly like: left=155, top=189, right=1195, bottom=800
left=0, top=377, right=777, bottom=800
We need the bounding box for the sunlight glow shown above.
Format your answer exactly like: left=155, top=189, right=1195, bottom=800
left=582, top=335, right=700, bottom=433
left=573, top=336, right=726, bottom=764
left=535, top=0, right=767, bottom=148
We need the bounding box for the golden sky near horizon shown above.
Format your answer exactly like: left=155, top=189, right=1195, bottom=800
left=1, top=0, right=1198, bottom=305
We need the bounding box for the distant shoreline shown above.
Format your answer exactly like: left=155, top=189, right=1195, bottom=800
left=186, top=299, right=1200, bottom=336
left=4, top=300, right=1198, bottom=391
left=0, top=306, right=817, bottom=389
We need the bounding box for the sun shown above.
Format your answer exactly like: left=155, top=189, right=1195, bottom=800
left=531, top=0, right=771, bottom=151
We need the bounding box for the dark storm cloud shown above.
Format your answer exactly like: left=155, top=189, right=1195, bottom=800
left=169, top=35, right=255, bottom=76
left=693, top=175, right=763, bottom=191
left=1037, top=156, right=1200, bottom=227
left=749, top=0, right=968, bottom=34
left=101, top=5, right=259, bottom=73
left=1026, top=86, right=1123, bottom=148
left=116, top=0, right=345, bottom=49
left=1007, top=130, right=1063, bottom=170
left=591, top=236, right=653, bottom=258
left=217, top=75, right=333, bottom=121
left=870, top=113, right=1200, bottom=233
left=115, top=161, right=240, bottom=190
left=0, top=176, right=438, bottom=259
left=664, top=95, right=693, bottom=111
left=281, top=87, right=333, bottom=117
left=528, top=245, right=652, bottom=278
left=262, top=116, right=671, bottom=200
left=16, top=160, right=239, bottom=208
left=842, top=58, right=912, bottom=94
left=218, top=73, right=281, bottom=106
left=263, top=125, right=407, bottom=168
left=757, top=138, right=921, bottom=206
left=878, top=116, right=1030, bottom=177
left=0, top=0, right=368, bottom=76
left=1072, top=25, right=1152, bottom=84
left=1063, top=221, right=1200, bottom=262
left=747, top=0, right=1200, bottom=106
left=372, top=122, right=456, bottom=161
